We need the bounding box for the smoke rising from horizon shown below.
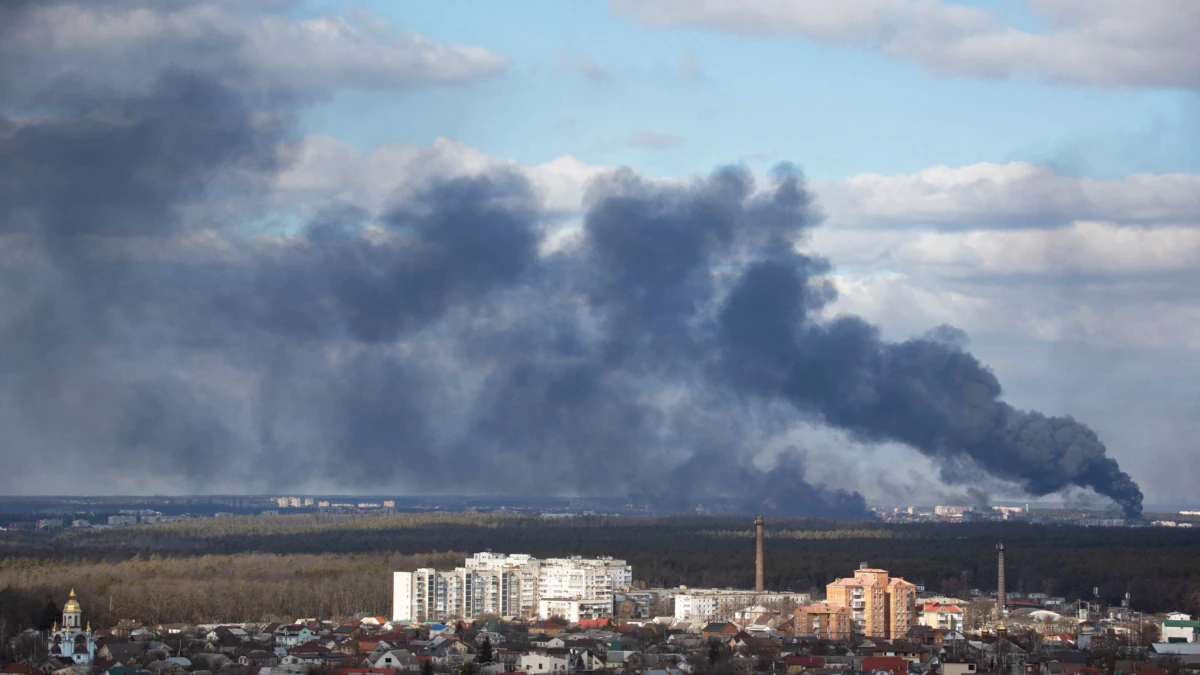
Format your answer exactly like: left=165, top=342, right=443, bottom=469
left=0, top=5, right=1144, bottom=518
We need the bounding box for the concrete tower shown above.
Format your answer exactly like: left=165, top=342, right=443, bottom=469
left=755, top=515, right=764, bottom=592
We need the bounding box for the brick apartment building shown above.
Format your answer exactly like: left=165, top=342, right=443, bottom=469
left=823, top=564, right=917, bottom=639
left=793, top=602, right=851, bottom=640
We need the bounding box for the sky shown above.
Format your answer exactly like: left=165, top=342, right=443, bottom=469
left=1, top=0, right=1198, bottom=511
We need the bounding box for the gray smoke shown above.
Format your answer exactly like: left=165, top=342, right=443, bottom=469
left=0, top=4, right=1144, bottom=518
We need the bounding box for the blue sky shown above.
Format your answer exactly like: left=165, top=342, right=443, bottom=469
left=297, top=0, right=1198, bottom=180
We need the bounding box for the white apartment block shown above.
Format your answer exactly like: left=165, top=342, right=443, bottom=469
left=393, top=552, right=631, bottom=622
left=537, top=598, right=613, bottom=623
left=674, top=589, right=812, bottom=623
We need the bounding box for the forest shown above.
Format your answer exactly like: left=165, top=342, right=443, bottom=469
left=1, top=513, right=1198, bottom=631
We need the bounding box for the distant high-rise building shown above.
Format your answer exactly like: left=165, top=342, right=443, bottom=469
left=825, top=563, right=917, bottom=639
left=392, top=552, right=631, bottom=622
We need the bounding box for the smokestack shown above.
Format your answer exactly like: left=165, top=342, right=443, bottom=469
left=996, top=540, right=1006, bottom=632
left=755, top=515, right=764, bottom=592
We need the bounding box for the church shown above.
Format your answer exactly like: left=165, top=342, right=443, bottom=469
left=49, top=588, right=95, bottom=665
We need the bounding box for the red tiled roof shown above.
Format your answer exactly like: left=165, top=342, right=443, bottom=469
left=800, top=602, right=844, bottom=614
left=862, top=657, right=909, bottom=674
left=291, top=642, right=331, bottom=654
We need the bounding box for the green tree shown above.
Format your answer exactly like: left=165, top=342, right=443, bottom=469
left=36, top=598, right=58, bottom=631
left=479, top=638, right=493, bottom=664
left=708, top=639, right=727, bottom=666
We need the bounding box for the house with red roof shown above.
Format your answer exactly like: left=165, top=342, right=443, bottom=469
left=919, top=602, right=965, bottom=632
left=862, top=656, right=909, bottom=675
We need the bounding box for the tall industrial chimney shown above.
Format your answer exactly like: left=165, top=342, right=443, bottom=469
left=755, top=515, right=765, bottom=592
left=996, top=540, right=1006, bottom=633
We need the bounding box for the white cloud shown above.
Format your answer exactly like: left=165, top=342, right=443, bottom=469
left=611, top=0, right=1200, bottom=89
left=274, top=136, right=610, bottom=216
left=813, top=162, right=1200, bottom=230
left=829, top=267, right=1200, bottom=352
left=2, top=3, right=505, bottom=100
left=814, top=219, right=1200, bottom=284
left=894, top=221, right=1200, bottom=276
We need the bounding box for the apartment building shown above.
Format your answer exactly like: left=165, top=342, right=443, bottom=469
left=393, top=552, right=631, bottom=622
left=537, top=598, right=613, bottom=623
left=793, top=602, right=851, bottom=640
left=540, top=556, right=633, bottom=602
left=824, top=564, right=917, bottom=639
left=674, top=589, right=812, bottom=623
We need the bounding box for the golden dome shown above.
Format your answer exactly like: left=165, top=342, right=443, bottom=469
left=63, top=588, right=81, bottom=614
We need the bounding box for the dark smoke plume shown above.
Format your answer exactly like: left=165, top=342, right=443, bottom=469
left=0, top=2, right=1144, bottom=518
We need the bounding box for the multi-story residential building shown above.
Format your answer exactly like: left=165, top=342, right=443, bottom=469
left=919, top=601, right=965, bottom=631
left=793, top=602, right=851, bottom=640
left=393, top=552, right=631, bottom=622
left=824, top=564, right=917, bottom=639
left=537, top=598, right=613, bottom=623
left=540, top=556, right=632, bottom=602
left=674, top=589, right=812, bottom=623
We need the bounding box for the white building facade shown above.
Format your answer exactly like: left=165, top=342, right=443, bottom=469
left=393, top=552, right=631, bottom=622
left=536, top=598, right=613, bottom=623
left=519, top=654, right=570, bottom=674
left=1162, top=613, right=1199, bottom=643
left=674, top=589, right=811, bottom=623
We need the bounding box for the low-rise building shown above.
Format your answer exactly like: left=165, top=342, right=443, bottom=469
left=519, top=654, right=570, bottom=674
left=1162, top=614, right=1199, bottom=643
left=919, top=602, right=964, bottom=631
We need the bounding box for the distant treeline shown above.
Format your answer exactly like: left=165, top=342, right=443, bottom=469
left=1, top=514, right=1197, bottom=631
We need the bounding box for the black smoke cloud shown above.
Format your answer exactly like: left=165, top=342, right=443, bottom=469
left=0, top=7, right=1143, bottom=518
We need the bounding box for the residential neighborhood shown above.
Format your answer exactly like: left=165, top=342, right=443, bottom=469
left=7, top=563, right=1199, bottom=675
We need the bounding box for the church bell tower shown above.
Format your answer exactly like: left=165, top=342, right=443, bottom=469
left=51, top=587, right=94, bottom=665
left=63, top=588, right=82, bottom=629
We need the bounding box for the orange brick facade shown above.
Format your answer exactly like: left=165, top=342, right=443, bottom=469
left=824, top=566, right=917, bottom=639
left=792, top=602, right=851, bottom=640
